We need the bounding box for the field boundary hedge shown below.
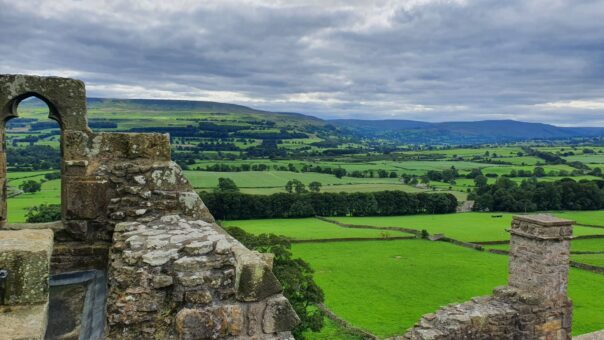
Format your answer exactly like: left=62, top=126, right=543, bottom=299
left=316, top=303, right=379, bottom=340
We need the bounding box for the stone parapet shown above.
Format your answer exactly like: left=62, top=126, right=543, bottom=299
left=107, top=215, right=299, bottom=339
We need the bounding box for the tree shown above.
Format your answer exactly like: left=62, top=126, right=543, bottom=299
left=285, top=179, right=307, bottom=193
left=533, top=166, right=546, bottom=177
left=225, top=227, right=324, bottom=339
left=308, top=181, right=322, bottom=193
left=333, top=168, right=347, bottom=179
left=474, top=175, right=488, bottom=188
left=25, top=204, right=61, bottom=223
left=19, top=180, right=42, bottom=193
left=288, top=199, right=315, bottom=217
left=215, top=177, right=239, bottom=192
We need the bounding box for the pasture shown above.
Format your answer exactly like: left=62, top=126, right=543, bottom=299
left=293, top=240, right=604, bottom=337
left=331, top=212, right=604, bottom=242
left=6, top=178, right=60, bottom=223
left=221, top=218, right=402, bottom=240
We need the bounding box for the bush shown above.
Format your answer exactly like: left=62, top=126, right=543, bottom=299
left=19, top=180, right=42, bottom=193
left=25, top=204, right=61, bottom=223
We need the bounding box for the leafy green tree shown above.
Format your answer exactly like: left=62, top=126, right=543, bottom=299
left=25, top=204, right=61, bottom=223
left=474, top=175, right=488, bottom=188
left=308, top=181, right=322, bottom=193
left=19, top=180, right=42, bottom=193
left=44, top=172, right=61, bottom=180
left=215, top=177, right=239, bottom=192
left=225, top=227, right=324, bottom=339
left=288, top=199, right=315, bottom=217
left=533, top=166, right=546, bottom=177
left=285, top=179, right=307, bottom=193
left=377, top=169, right=388, bottom=178
left=333, top=168, right=347, bottom=179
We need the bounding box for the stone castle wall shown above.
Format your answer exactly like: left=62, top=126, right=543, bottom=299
left=0, top=74, right=299, bottom=339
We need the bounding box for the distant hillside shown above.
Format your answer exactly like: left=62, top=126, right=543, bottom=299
left=86, top=98, right=325, bottom=127
left=330, top=119, right=604, bottom=144
left=18, top=97, right=604, bottom=144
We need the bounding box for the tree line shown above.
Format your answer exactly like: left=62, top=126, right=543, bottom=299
left=469, top=177, right=604, bottom=212
left=200, top=191, right=458, bottom=220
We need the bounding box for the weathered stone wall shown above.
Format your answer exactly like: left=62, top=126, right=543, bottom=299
left=0, top=74, right=300, bottom=339
left=399, top=215, right=574, bottom=340
left=108, top=216, right=298, bottom=339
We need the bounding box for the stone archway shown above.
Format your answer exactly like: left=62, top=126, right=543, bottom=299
left=0, top=75, right=90, bottom=227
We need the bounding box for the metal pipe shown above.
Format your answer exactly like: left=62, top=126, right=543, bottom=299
left=0, top=269, right=7, bottom=304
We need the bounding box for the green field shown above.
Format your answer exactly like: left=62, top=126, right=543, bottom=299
left=6, top=178, right=60, bottom=223
left=331, top=212, right=604, bottom=242
left=293, top=240, right=604, bottom=337
left=185, top=170, right=402, bottom=189
left=555, top=210, right=604, bottom=226
left=222, top=218, right=403, bottom=240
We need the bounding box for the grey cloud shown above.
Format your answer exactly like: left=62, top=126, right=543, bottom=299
left=1, top=0, right=604, bottom=126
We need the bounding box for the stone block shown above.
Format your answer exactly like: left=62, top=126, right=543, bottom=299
left=0, top=302, right=48, bottom=340
left=234, top=248, right=283, bottom=302
left=262, top=296, right=300, bottom=334
left=0, top=229, right=53, bottom=305
left=176, top=305, right=243, bottom=339
left=64, top=178, right=109, bottom=220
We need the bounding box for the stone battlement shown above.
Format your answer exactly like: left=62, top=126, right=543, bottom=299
left=0, top=74, right=298, bottom=339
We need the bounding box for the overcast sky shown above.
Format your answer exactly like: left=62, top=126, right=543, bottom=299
left=1, top=0, right=604, bottom=126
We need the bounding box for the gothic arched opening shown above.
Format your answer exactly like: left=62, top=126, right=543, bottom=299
left=4, top=95, right=62, bottom=223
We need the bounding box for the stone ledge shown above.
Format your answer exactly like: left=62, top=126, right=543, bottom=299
left=513, top=214, right=575, bottom=226
left=0, top=229, right=53, bottom=305
left=0, top=302, right=48, bottom=340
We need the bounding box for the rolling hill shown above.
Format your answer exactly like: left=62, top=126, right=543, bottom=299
left=18, top=97, right=604, bottom=144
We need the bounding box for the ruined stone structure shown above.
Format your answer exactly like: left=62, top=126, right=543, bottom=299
left=0, top=75, right=299, bottom=339
left=0, top=75, right=589, bottom=340
left=400, top=215, right=574, bottom=340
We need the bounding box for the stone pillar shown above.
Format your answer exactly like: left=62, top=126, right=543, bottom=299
left=508, top=214, right=574, bottom=339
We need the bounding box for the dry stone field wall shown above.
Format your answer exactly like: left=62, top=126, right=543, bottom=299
left=0, top=74, right=298, bottom=339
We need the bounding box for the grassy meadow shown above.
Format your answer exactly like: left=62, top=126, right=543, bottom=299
left=222, top=218, right=401, bottom=240
left=222, top=212, right=604, bottom=338
left=293, top=240, right=604, bottom=337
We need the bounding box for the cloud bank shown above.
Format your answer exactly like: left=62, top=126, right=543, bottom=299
left=1, top=0, right=604, bottom=126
